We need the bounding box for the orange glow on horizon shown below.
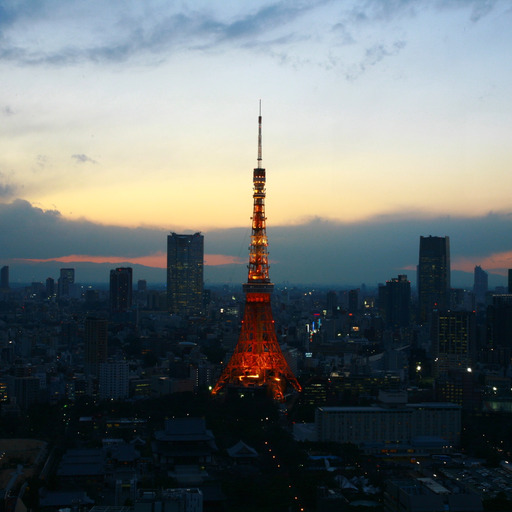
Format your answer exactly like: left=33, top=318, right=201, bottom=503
left=452, top=251, right=512, bottom=276
left=402, top=251, right=512, bottom=276
left=19, top=252, right=244, bottom=267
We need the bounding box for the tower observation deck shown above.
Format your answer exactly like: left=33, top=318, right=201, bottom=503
left=212, top=107, right=302, bottom=401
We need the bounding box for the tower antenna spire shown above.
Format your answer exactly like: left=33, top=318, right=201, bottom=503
left=257, top=100, right=262, bottom=169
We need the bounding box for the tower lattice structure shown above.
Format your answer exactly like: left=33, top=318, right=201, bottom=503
left=212, top=108, right=301, bottom=401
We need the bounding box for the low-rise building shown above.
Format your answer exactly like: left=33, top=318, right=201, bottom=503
left=384, top=478, right=482, bottom=512
left=315, top=400, right=460, bottom=453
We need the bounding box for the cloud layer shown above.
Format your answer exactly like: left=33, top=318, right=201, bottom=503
left=1, top=200, right=510, bottom=286
left=0, top=0, right=499, bottom=71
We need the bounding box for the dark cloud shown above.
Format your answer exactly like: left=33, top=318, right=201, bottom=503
left=218, top=3, right=308, bottom=41
left=1, top=105, right=14, bottom=116
left=348, top=0, right=499, bottom=23
left=0, top=0, right=501, bottom=73
left=0, top=200, right=510, bottom=286
left=437, top=0, right=498, bottom=22
left=206, top=213, right=512, bottom=286
left=347, top=0, right=420, bottom=22
left=0, top=172, right=17, bottom=199
left=0, top=199, right=165, bottom=259
left=36, top=154, right=48, bottom=169
left=364, top=41, right=406, bottom=66
left=344, top=39, right=406, bottom=80
left=0, top=183, right=17, bottom=199
left=335, top=0, right=499, bottom=79
left=331, top=22, right=355, bottom=45
left=468, top=2, right=495, bottom=22
left=0, top=1, right=315, bottom=66
left=71, top=154, right=97, bottom=165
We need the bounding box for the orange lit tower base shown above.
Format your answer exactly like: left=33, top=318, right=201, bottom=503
left=212, top=108, right=301, bottom=401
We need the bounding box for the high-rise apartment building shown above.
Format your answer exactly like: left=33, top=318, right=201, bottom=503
left=418, top=236, right=450, bottom=323
left=110, top=267, right=133, bottom=312
left=85, top=317, right=108, bottom=376
left=431, top=310, right=476, bottom=377
left=167, top=232, right=204, bottom=316
left=99, top=361, right=129, bottom=400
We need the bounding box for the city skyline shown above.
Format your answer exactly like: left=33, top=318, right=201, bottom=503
left=1, top=1, right=512, bottom=284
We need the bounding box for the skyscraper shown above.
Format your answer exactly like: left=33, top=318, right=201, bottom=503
left=110, top=267, right=133, bottom=312
left=417, top=236, right=450, bottom=323
left=58, top=268, right=75, bottom=298
left=167, top=232, right=204, bottom=316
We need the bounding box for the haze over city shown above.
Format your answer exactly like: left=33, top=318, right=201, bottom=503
left=1, top=0, right=511, bottom=286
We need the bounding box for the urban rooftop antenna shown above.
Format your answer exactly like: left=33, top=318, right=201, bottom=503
left=257, top=100, right=262, bottom=169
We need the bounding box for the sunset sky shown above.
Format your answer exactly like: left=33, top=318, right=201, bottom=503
left=1, top=1, right=512, bottom=285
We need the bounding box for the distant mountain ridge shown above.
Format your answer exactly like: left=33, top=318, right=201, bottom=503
left=3, top=259, right=507, bottom=290
left=6, top=260, right=243, bottom=288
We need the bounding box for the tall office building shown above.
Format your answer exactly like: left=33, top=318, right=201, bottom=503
left=167, top=232, right=204, bottom=316
left=432, top=310, right=476, bottom=377
left=85, top=317, right=108, bottom=376
left=380, top=274, right=411, bottom=329
left=58, top=268, right=75, bottom=298
left=417, top=236, right=450, bottom=323
left=486, top=295, right=512, bottom=356
left=473, top=265, right=488, bottom=305
left=110, top=267, right=133, bottom=312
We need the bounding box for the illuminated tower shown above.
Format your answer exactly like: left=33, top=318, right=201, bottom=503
left=212, top=107, right=301, bottom=401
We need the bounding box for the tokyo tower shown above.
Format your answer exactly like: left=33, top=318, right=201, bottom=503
left=212, top=106, right=302, bottom=401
